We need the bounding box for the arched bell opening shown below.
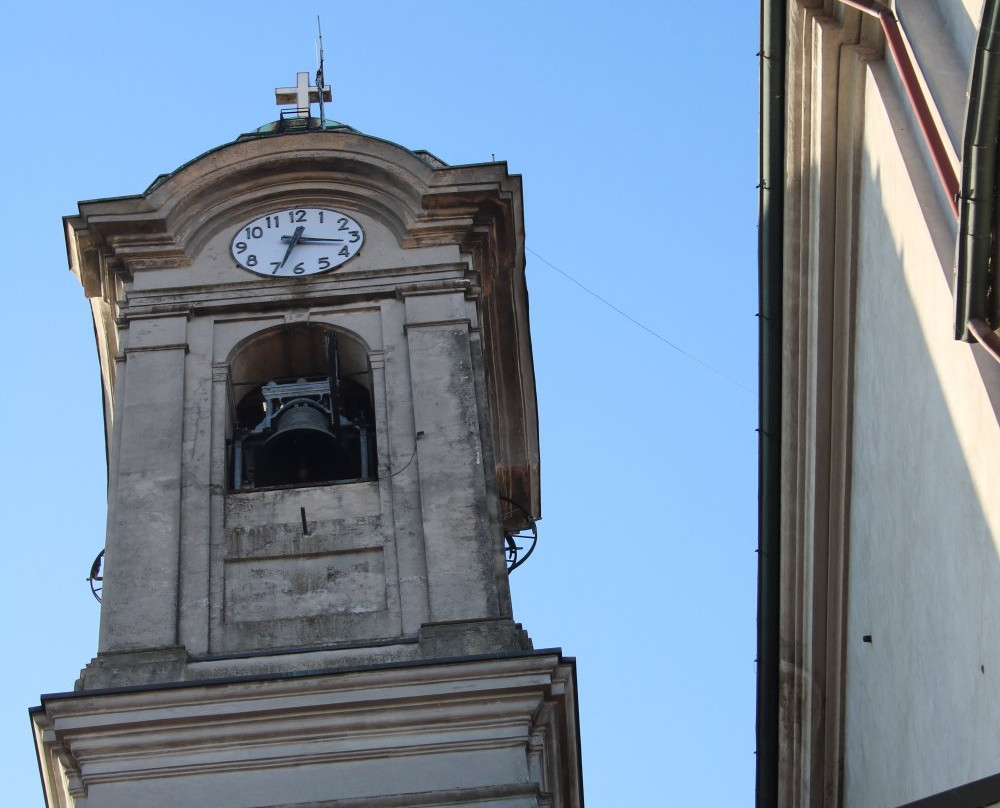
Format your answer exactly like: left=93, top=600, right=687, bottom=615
left=228, top=324, right=377, bottom=490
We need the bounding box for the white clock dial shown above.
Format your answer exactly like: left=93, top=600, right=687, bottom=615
left=230, top=207, right=364, bottom=277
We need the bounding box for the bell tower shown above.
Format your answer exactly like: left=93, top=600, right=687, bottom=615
left=31, top=74, right=582, bottom=808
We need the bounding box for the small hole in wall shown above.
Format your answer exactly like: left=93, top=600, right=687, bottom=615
left=862, top=634, right=872, bottom=643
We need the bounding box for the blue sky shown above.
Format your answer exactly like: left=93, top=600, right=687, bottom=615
left=0, top=2, right=759, bottom=804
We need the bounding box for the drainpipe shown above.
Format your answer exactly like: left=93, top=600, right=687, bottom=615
left=839, top=0, right=960, bottom=217
left=955, top=0, right=1000, bottom=341
left=756, top=0, right=784, bottom=805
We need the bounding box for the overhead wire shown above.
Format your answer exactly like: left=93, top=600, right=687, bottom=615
left=526, top=247, right=755, bottom=395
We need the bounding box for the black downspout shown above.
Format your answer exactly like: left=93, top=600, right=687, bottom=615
left=955, top=0, right=1000, bottom=341
left=757, top=0, right=785, bottom=805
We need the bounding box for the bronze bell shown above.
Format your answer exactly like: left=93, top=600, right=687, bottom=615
left=257, top=403, right=341, bottom=486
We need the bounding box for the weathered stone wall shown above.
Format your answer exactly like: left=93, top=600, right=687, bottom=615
left=64, top=130, right=536, bottom=688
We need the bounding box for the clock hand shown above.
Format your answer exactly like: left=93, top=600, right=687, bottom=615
left=280, top=235, right=345, bottom=244
left=279, top=225, right=305, bottom=267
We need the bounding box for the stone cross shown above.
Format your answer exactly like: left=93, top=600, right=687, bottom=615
left=275, top=72, right=332, bottom=119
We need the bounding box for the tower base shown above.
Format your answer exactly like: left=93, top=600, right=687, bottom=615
left=32, top=652, right=582, bottom=808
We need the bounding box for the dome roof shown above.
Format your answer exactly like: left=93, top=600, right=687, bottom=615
left=236, top=117, right=362, bottom=139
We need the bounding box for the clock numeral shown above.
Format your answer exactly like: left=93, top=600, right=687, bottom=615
left=265, top=215, right=280, bottom=228
left=246, top=226, right=264, bottom=240
left=318, top=257, right=331, bottom=270
left=338, top=217, right=350, bottom=231
left=292, top=262, right=306, bottom=274
left=288, top=210, right=307, bottom=223
left=247, top=255, right=258, bottom=267
left=318, top=211, right=325, bottom=223
left=338, top=246, right=350, bottom=257
left=270, top=262, right=282, bottom=274
left=349, top=231, right=360, bottom=243
left=235, top=241, right=247, bottom=254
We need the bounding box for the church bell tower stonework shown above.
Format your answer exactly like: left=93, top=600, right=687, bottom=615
left=31, top=82, right=582, bottom=808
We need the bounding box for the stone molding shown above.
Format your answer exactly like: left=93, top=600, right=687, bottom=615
left=780, top=4, right=875, bottom=805
left=34, top=653, right=581, bottom=808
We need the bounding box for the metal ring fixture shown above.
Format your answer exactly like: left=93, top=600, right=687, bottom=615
left=87, top=549, right=105, bottom=603
left=501, top=497, right=538, bottom=573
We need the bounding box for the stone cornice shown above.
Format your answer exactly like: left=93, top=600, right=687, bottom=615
left=33, top=654, right=581, bottom=806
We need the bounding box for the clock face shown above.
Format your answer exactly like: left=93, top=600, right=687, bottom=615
left=230, top=207, right=364, bottom=277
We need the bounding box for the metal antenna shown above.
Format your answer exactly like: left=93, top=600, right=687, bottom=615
left=316, top=16, right=327, bottom=123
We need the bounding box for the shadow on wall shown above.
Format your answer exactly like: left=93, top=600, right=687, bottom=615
left=845, top=153, right=1000, bottom=805
left=865, top=57, right=1000, bottom=433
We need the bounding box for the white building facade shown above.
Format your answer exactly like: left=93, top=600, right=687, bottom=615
left=759, top=1, right=1000, bottom=806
